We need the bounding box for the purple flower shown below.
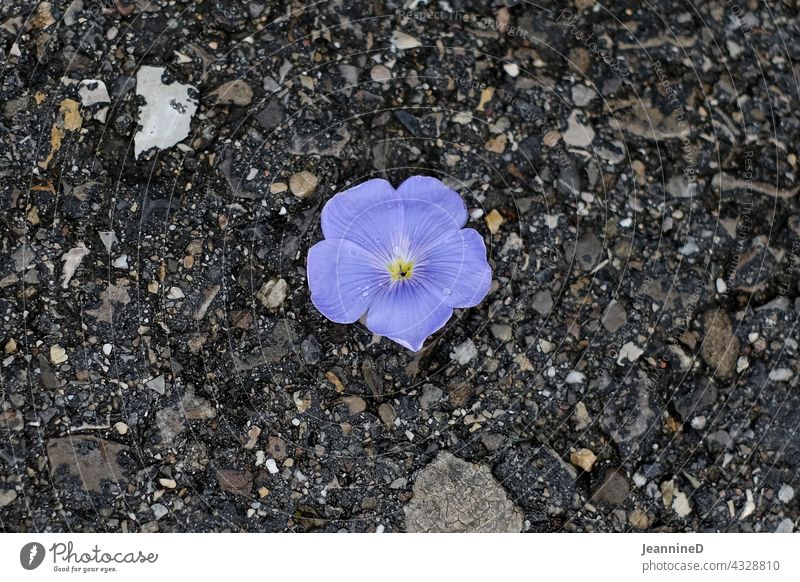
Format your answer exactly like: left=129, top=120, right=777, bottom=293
left=307, top=176, right=492, bottom=351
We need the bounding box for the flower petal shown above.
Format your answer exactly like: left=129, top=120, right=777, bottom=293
left=307, top=238, right=388, bottom=324
left=365, top=281, right=453, bottom=351
left=397, top=176, right=468, bottom=250
left=415, top=228, right=492, bottom=308
left=320, top=178, right=402, bottom=260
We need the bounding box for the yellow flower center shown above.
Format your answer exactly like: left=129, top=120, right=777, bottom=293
left=387, top=257, right=415, bottom=281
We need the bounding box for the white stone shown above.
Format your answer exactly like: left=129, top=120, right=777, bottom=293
left=503, top=63, right=519, bottom=77
left=562, top=111, right=594, bottom=147
left=778, top=484, right=794, bottom=503
left=450, top=339, right=478, bottom=365
left=617, top=342, right=644, bottom=365
left=61, top=244, right=90, bottom=288
left=391, top=30, right=421, bottom=49
left=769, top=368, right=793, bottom=382
left=571, top=84, right=596, bottom=107
left=151, top=503, right=168, bottom=520
left=736, top=356, right=749, bottom=373
left=0, top=488, right=17, bottom=507
left=134, top=66, right=198, bottom=158
left=565, top=370, right=586, bottom=384
left=78, top=79, right=110, bottom=106
left=98, top=231, right=118, bottom=252
left=266, top=459, right=279, bottom=474
left=691, top=416, right=706, bottom=430
left=167, top=286, right=185, bottom=300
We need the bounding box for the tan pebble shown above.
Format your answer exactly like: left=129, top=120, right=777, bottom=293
left=569, top=448, right=597, bottom=472
left=485, top=209, right=505, bottom=234
left=114, top=421, right=129, bottom=435
left=629, top=508, right=649, bottom=529
left=543, top=131, right=561, bottom=147
left=270, top=182, right=288, bottom=194
left=484, top=134, right=507, bottom=154
left=158, top=478, right=176, bottom=489
left=49, top=344, right=68, bottom=364
left=289, top=171, right=318, bottom=199
left=4, top=338, right=17, bottom=353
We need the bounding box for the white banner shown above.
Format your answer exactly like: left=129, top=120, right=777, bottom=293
left=1, top=533, right=797, bottom=581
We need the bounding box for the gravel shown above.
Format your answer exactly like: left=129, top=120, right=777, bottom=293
left=0, top=0, right=798, bottom=534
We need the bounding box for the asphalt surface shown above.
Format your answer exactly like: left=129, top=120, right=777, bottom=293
left=1, top=0, right=799, bottom=533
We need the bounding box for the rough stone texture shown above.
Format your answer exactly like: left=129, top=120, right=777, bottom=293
left=405, top=452, right=523, bottom=533
left=700, top=310, right=740, bottom=379
left=46, top=437, right=130, bottom=493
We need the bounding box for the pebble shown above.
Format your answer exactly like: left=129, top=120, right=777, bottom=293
left=617, top=342, right=644, bottom=365
left=167, top=286, right=185, bottom=300
left=562, top=111, right=595, bottom=147
left=391, top=30, right=421, bottom=49
left=690, top=416, right=706, bottom=430
left=159, top=478, right=177, bottom=489
left=592, top=467, right=630, bottom=505
left=484, top=134, right=507, bottom=153
left=370, top=65, right=391, bottom=82
left=491, top=324, right=513, bottom=342
left=601, top=300, right=627, bottom=332
left=450, top=339, right=478, bottom=365
left=339, top=395, right=367, bottom=415
left=405, top=452, right=523, bottom=532
left=485, top=209, right=505, bottom=234
left=775, top=518, right=794, bottom=533
left=256, top=278, right=288, bottom=309
left=146, top=374, right=166, bottom=395
left=532, top=289, right=553, bottom=315
left=565, top=371, right=586, bottom=384
left=114, top=421, right=128, bottom=435
left=628, top=508, right=649, bottom=529
left=210, top=79, right=253, bottom=106
left=778, top=484, right=795, bottom=503
left=700, top=310, right=740, bottom=379
left=266, top=459, right=279, bottom=474
left=571, top=84, right=597, bottom=107
left=419, top=385, right=443, bottom=409
left=666, top=175, right=695, bottom=198
left=50, top=344, right=68, bottom=364
left=61, top=244, right=90, bottom=288
left=0, top=489, right=17, bottom=508
left=570, top=448, right=597, bottom=471
left=270, top=182, right=288, bottom=194
left=503, top=63, right=519, bottom=77
left=574, top=402, right=592, bottom=430
left=289, top=171, right=318, bottom=199
left=378, top=403, right=396, bottom=426
left=769, top=368, right=793, bottom=382
left=151, top=503, right=169, bottom=520
left=539, top=339, right=555, bottom=353
left=78, top=79, right=111, bottom=106
left=134, top=66, right=198, bottom=158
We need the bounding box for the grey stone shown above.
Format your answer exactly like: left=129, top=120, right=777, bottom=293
left=602, top=300, right=627, bottom=332
left=532, top=289, right=554, bottom=316
left=405, top=452, right=523, bottom=533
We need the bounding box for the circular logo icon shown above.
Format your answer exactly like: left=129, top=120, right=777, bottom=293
left=20, top=542, right=46, bottom=570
